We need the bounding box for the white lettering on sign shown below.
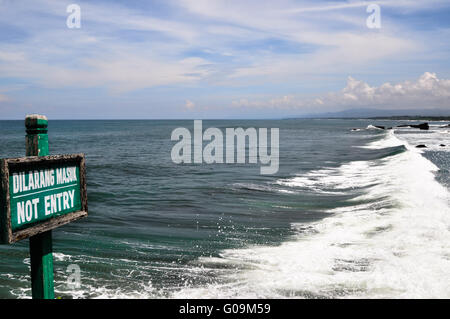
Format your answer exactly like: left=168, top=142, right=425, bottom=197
left=12, top=167, right=77, bottom=194
left=16, top=190, right=76, bottom=225
left=56, top=167, right=78, bottom=185
left=17, top=198, right=40, bottom=225
left=13, top=169, right=55, bottom=194
left=44, top=190, right=75, bottom=216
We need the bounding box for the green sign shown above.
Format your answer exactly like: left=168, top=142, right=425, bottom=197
left=0, top=154, right=87, bottom=244
left=10, top=165, right=82, bottom=231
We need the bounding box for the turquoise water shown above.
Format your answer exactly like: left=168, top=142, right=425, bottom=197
left=0, top=119, right=449, bottom=298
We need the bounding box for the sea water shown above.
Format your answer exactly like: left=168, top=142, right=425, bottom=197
left=0, top=119, right=448, bottom=298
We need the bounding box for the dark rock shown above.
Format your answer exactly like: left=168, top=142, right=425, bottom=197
left=410, top=123, right=429, bottom=130
left=440, top=144, right=446, bottom=147
left=374, top=125, right=385, bottom=130
left=416, top=144, right=427, bottom=148
left=397, top=123, right=429, bottom=130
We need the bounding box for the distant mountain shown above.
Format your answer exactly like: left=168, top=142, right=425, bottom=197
left=298, top=108, right=450, bottom=119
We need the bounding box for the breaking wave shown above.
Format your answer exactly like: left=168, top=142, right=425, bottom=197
left=172, top=131, right=450, bottom=298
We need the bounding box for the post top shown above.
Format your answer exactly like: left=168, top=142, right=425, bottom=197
left=26, top=114, right=47, bottom=120
left=25, top=114, right=48, bottom=133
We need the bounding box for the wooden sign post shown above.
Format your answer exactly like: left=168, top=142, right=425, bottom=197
left=27, top=115, right=54, bottom=299
left=0, top=115, right=88, bottom=299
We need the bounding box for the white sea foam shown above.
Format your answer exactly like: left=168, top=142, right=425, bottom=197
left=366, top=125, right=385, bottom=130
left=360, top=130, right=404, bottom=149
left=36, top=128, right=449, bottom=299
left=275, top=162, right=377, bottom=194
left=394, top=126, right=450, bottom=152
left=172, top=131, right=450, bottom=299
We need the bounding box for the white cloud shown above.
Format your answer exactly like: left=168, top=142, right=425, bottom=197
left=0, top=0, right=426, bottom=92
left=1, top=0, right=450, bottom=108
left=232, top=95, right=295, bottom=108
left=185, top=100, right=195, bottom=110
left=0, top=49, right=211, bottom=93
left=228, top=32, right=415, bottom=82
left=324, top=72, right=450, bottom=108
left=0, top=94, right=9, bottom=102
left=173, top=0, right=420, bottom=86
left=0, top=1, right=211, bottom=92
left=231, top=72, right=450, bottom=111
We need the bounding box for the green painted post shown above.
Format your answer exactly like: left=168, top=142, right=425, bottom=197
left=25, top=114, right=55, bottom=299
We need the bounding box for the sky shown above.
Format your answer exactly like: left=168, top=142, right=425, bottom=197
left=0, top=0, right=450, bottom=119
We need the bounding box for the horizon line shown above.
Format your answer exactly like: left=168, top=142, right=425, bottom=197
left=1, top=115, right=450, bottom=121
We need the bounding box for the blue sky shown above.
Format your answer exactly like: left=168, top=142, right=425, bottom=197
left=0, top=0, right=450, bottom=119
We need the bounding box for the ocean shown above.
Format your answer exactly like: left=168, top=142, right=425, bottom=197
left=0, top=119, right=449, bottom=299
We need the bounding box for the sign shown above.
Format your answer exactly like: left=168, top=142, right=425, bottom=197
left=0, top=154, right=87, bottom=244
